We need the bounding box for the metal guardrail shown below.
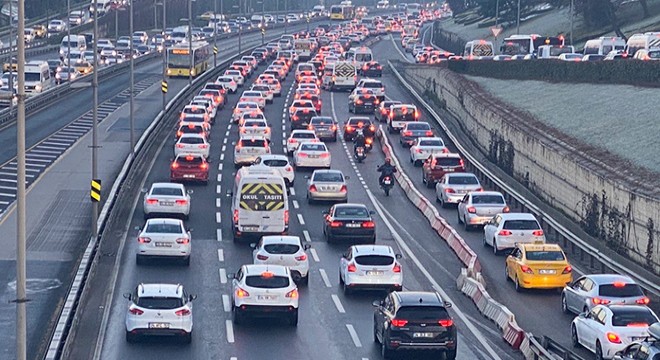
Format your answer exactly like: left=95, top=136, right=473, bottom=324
left=539, top=336, right=589, bottom=360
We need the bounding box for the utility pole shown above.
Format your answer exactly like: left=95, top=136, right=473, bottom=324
left=188, top=0, right=193, bottom=86
left=92, top=0, right=100, bottom=240
left=213, top=0, right=217, bottom=67
left=162, top=0, right=167, bottom=110
left=284, top=0, right=288, bottom=34
left=67, top=0, right=71, bottom=61
left=516, top=0, right=521, bottom=34
left=15, top=0, right=28, bottom=356
left=238, top=0, right=242, bottom=53
left=154, top=0, right=158, bottom=29
left=9, top=0, right=13, bottom=114
left=129, top=0, right=135, bottom=153
left=115, top=7, right=118, bottom=40
left=261, top=0, right=265, bottom=45
left=569, top=0, right=574, bottom=44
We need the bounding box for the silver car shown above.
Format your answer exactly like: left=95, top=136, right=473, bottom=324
left=306, top=169, right=348, bottom=204
left=561, top=274, right=650, bottom=315
left=434, top=172, right=482, bottom=208
left=143, top=182, right=191, bottom=220
left=308, top=116, right=338, bottom=142
left=457, top=191, right=508, bottom=231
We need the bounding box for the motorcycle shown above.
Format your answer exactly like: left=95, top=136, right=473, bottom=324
left=354, top=146, right=366, bottom=163
left=380, top=175, right=394, bottom=196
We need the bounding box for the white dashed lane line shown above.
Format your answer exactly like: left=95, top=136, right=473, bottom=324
left=219, top=268, right=227, bottom=284
left=345, top=324, right=362, bottom=348
left=309, top=248, right=320, bottom=262
left=318, top=269, right=332, bottom=288
left=292, top=200, right=299, bottom=209
left=217, top=249, right=224, bottom=262
left=216, top=198, right=221, bottom=207
left=331, top=294, right=346, bottom=313
left=216, top=212, right=222, bottom=223
left=216, top=229, right=222, bottom=242
left=225, top=320, right=235, bottom=343
left=216, top=185, right=222, bottom=193
left=222, top=295, right=231, bottom=312
left=302, top=230, right=311, bottom=242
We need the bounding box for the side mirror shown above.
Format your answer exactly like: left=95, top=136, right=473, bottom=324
left=188, top=294, right=197, bottom=302
left=187, top=189, right=194, bottom=195
left=444, top=301, right=452, bottom=308
left=187, top=228, right=192, bottom=232
left=249, top=243, right=257, bottom=249
left=228, top=273, right=236, bottom=279
left=578, top=312, right=586, bottom=318
left=232, top=141, right=236, bottom=146
left=123, top=293, right=132, bottom=301
left=321, top=210, right=329, bottom=215
left=395, top=254, right=402, bottom=259
left=141, top=188, right=148, bottom=193
left=344, top=175, right=350, bottom=180
left=303, top=244, right=311, bottom=250
left=372, top=300, right=382, bottom=307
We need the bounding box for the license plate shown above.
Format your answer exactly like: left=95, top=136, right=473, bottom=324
left=345, top=223, right=360, bottom=228
left=149, top=323, right=170, bottom=329
left=367, top=271, right=383, bottom=276
left=445, top=169, right=454, bottom=172
left=383, top=179, right=392, bottom=185
left=183, top=174, right=195, bottom=178
left=364, top=103, right=372, bottom=106
left=257, top=295, right=275, bottom=300
left=632, top=337, right=646, bottom=341
left=309, top=155, right=319, bottom=158
left=160, top=201, right=174, bottom=206
left=321, top=186, right=330, bottom=191
left=242, top=226, right=259, bottom=232
left=155, top=242, right=172, bottom=247
left=413, top=332, right=434, bottom=338
left=539, top=269, right=556, bottom=274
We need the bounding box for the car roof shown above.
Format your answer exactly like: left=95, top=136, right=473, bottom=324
left=137, top=283, right=183, bottom=298
left=471, top=190, right=504, bottom=197
left=520, top=243, right=563, bottom=252
left=145, top=218, right=183, bottom=226
left=179, top=133, right=206, bottom=139
left=291, top=130, right=316, bottom=135
left=585, top=274, right=636, bottom=285
left=257, top=154, right=288, bottom=161
left=334, top=203, right=368, bottom=210
left=498, top=213, right=538, bottom=221
left=352, top=244, right=395, bottom=256
left=312, top=169, right=342, bottom=175
left=261, top=235, right=302, bottom=245
left=151, top=182, right=185, bottom=190
left=445, top=172, right=477, bottom=178
left=394, top=291, right=444, bottom=306
left=243, top=264, right=290, bottom=276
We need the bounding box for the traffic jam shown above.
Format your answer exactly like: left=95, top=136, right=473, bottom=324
left=124, top=6, right=658, bottom=360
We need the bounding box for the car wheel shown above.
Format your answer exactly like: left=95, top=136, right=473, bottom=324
left=596, top=341, right=604, bottom=360
left=381, top=335, right=393, bottom=359
left=342, top=280, right=352, bottom=295
left=483, top=235, right=488, bottom=247
left=422, top=172, right=426, bottom=185
left=514, top=275, right=523, bottom=292
left=326, top=231, right=333, bottom=244
left=457, top=211, right=463, bottom=224
left=571, top=325, right=580, bottom=348
left=288, top=310, right=299, bottom=326
left=426, top=179, right=434, bottom=189
left=561, top=294, right=570, bottom=314
left=182, top=332, right=192, bottom=344
left=307, top=195, right=315, bottom=205
left=440, top=196, right=448, bottom=208
left=299, top=275, right=309, bottom=286
left=339, top=270, right=344, bottom=285
left=373, top=324, right=380, bottom=344
left=464, top=218, right=471, bottom=232
left=183, top=213, right=189, bottom=221
left=125, top=331, right=137, bottom=343
left=504, top=264, right=510, bottom=282
left=493, top=239, right=498, bottom=254
left=445, top=349, right=457, bottom=360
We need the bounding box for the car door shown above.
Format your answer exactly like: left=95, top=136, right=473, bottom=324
left=376, top=294, right=394, bottom=336
left=506, top=248, right=522, bottom=280
left=484, top=215, right=500, bottom=246
left=565, top=277, right=586, bottom=312
left=580, top=307, right=602, bottom=351
left=457, top=194, right=468, bottom=218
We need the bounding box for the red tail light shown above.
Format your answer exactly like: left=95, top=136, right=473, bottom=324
left=459, top=159, right=465, bottom=167
left=346, top=125, right=353, bottom=131
left=284, top=210, right=289, bottom=225
left=467, top=206, right=476, bottom=214
left=175, top=199, right=188, bottom=205
left=498, top=230, right=512, bottom=236
left=170, top=162, right=179, bottom=169
left=235, top=287, right=250, bottom=298
left=532, top=230, right=544, bottom=236
left=606, top=332, right=621, bottom=344
left=392, top=263, right=401, bottom=273
left=403, top=131, right=412, bottom=136
left=233, top=209, right=239, bottom=224
left=309, top=184, right=318, bottom=192
left=200, top=163, right=208, bottom=170
left=256, top=254, right=269, bottom=260
left=138, top=237, right=151, bottom=243
left=176, top=144, right=185, bottom=148
left=592, top=297, right=611, bottom=305
left=636, top=297, right=650, bottom=305
left=176, top=237, right=189, bottom=244
left=330, top=221, right=342, bottom=228
left=391, top=319, right=408, bottom=327
left=562, top=266, right=572, bottom=274
left=520, top=265, right=533, bottom=274
left=320, top=153, right=330, bottom=158
left=286, top=289, right=299, bottom=298
left=438, top=319, right=453, bottom=327
left=198, top=144, right=208, bottom=149
left=502, top=206, right=510, bottom=213
left=425, top=130, right=433, bottom=136
left=176, top=130, right=183, bottom=137
left=347, top=263, right=357, bottom=272
left=445, top=188, right=455, bottom=193
left=295, top=254, right=307, bottom=261
left=362, top=221, right=375, bottom=228
left=129, top=307, right=144, bottom=315
left=339, top=185, right=347, bottom=192
left=175, top=308, right=191, bottom=316
left=356, top=99, right=363, bottom=105
left=414, top=111, right=420, bottom=119
left=146, top=198, right=158, bottom=205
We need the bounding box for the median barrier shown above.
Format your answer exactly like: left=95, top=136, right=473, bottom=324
left=503, top=321, right=525, bottom=349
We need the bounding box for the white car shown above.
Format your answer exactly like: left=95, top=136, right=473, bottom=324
left=232, top=101, right=261, bottom=123
left=286, top=130, right=319, bottom=155
left=100, top=45, right=117, bottom=58
left=257, top=77, right=282, bottom=96
left=124, top=283, right=196, bottom=343
left=250, top=84, right=274, bottom=103
left=434, top=172, right=482, bottom=208
left=240, top=91, right=266, bottom=109
left=572, top=305, right=658, bottom=360
left=288, top=99, right=315, bottom=118
left=483, top=213, right=546, bottom=254
left=180, top=105, right=210, bottom=124
left=410, top=137, right=447, bottom=166
left=231, top=264, right=299, bottom=325
left=97, top=39, right=114, bottom=49
left=190, top=97, right=216, bottom=119
left=306, top=169, right=348, bottom=204
left=239, top=118, right=271, bottom=141
left=216, top=75, right=238, bottom=93
left=252, top=236, right=311, bottom=285
left=339, top=245, right=403, bottom=294
left=175, top=134, right=210, bottom=158
left=234, top=136, right=270, bottom=167
left=251, top=155, right=295, bottom=186
left=355, top=78, right=386, bottom=101
left=296, top=83, right=320, bottom=95
left=143, top=182, right=191, bottom=220
left=238, top=110, right=267, bottom=126
left=136, top=218, right=191, bottom=265
left=224, top=69, right=244, bottom=86
left=294, top=142, right=330, bottom=169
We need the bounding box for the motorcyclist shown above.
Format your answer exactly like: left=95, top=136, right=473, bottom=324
left=353, top=129, right=366, bottom=155
left=377, top=157, right=397, bottom=184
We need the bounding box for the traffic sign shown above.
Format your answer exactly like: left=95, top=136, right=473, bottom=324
left=90, top=179, right=101, bottom=202
left=213, top=46, right=218, bottom=54
left=161, top=80, right=168, bottom=93
left=261, top=28, right=265, bottom=35
left=491, top=26, right=503, bottom=37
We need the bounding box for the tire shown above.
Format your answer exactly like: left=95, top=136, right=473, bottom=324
left=504, top=265, right=510, bottom=282
left=299, top=275, right=309, bottom=286
left=571, top=325, right=580, bottom=348
left=445, top=349, right=457, bottom=360
left=596, top=341, right=603, bottom=360
left=515, top=275, right=523, bottom=292
left=493, top=239, right=498, bottom=255
left=464, top=220, right=471, bottom=232
left=339, top=270, right=344, bottom=285
left=440, top=196, right=448, bottom=208
left=342, top=280, right=352, bottom=295
left=561, top=294, right=570, bottom=314
left=384, top=187, right=390, bottom=196
left=288, top=311, right=299, bottom=326
left=483, top=236, right=488, bottom=247
left=326, top=230, right=334, bottom=244
left=373, top=324, right=380, bottom=344
left=457, top=211, right=463, bottom=224
left=381, top=336, right=394, bottom=359
left=232, top=306, right=243, bottom=324
left=307, top=195, right=315, bottom=205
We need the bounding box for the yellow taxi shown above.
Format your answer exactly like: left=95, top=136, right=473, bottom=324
left=505, top=243, right=572, bottom=292
left=74, top=61, right=94, bottom=75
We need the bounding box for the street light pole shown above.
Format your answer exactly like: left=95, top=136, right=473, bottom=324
left=238, top=0, right=242, bottom=53
left=188, top=0, right=193, bottom=86
left=92, top=0, right=100, bottom=240
left=67, top=0, right=71, bottom=61
left=516, top=0, right=521, bottom=34
left=129, top=0, right=135, bottom=153
left=15, top=0, right=28, bottom=355
left=162, top=0, right=167, bottom=110
left=213, top=0, right=217, bottom=67
left=569, top=0, right=574, bottom=44
left=284, top=0, right=288, bottom=34
left=261, top=0, right=265, bottom=45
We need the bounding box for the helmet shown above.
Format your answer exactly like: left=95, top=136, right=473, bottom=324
left=385, top=157, right=391, bottom=164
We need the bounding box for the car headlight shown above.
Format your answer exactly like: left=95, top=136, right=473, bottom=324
left=35, top=84, right=42, bottom=91
left=55, top=73, right=61, bottom=79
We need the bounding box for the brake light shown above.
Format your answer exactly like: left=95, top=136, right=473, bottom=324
left=562, top=266, right=572, bottom=274
left=138, top=237, right=151, bottom=243
left=256, top=254, right=269, bottom=260
left=320, top=153, right=330, bottom=158
left=606, top=332, right=621, bottom=344
left=146, top=198, right=158, bottom=205
left=532, top=230, right=544, bottom=236
left=298, top=153, right=308, bottom=158
left=391, top=319, right=408, bottom=327
left=176, top=144, right=185, bottom=148
left=295, top=254, right=307, bottom=261
left=175, top=308, right=191, bottom=316
left=235, top=287, right=250, bottom=298
left=613, top=281, right=626, bottom=287
left=362, top=221, right=375, bottom=228
left=129, top=307, right=144, bottom=315
left=339, top=185, right=347, bottom=193
left=381, top=108, right=387, bottom=114
left=286, top=289, right=299, bottom=298
left=233, top=209, right=239, bottom=224
left=309, top=184, right=318, bottom=192
left=200, top=162, right=208, bottom=170
left=425, top=130, right=433, bottom=136
left=346, top=125, right=353, bottom=131
left=284, top=210, right=289, bottom=225
left=170, top=162, right=179, bottom=169
left=288, top=138, right=297, bottom=143
left=498, top=230, right=512, bottom=236
left=636, top=297, right=650, bottom=305
left=198, top=144, right=208, bottom=149
left=502, top=206, right=510, bottom=213
left=445, top=188, right=455, bottom=193
left=459, top=159, right=465, bottom=167
left=176, top=130, right=183, bottom=137
left=438, top=319, right=453, bottom=327
left=592, top=297, right=611, bottom=305
left=330, top=221, right=342, bottom=228
left=347, top=263, right=357, bottom=272
left=414, top=111, right=420, bottom=119
left=175, top=199, right=188, bottom=205
left=467, top=206, right=477, bottom=214
left=176, top=237, right=189, bottom=244
left=392, top=263, right=401, bottom=273
left=520, top=265, right=533, bottom=274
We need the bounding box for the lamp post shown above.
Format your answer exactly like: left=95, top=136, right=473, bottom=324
left=67, top=0, right=71, bottom=61
left=569, top=0, right=574, bottom=44
left=129, top=0, right=135, bottom=152
left=92, top=0, right=100, bottom=240
left=284, top=0, right=288, bottom=34
left=516, top=0, right=521, bottom=34
left=160, top=0, right=166, bottom=110
left=213, top=0, right=217, bottom=67
left=188, top=0, right=193, bottom=86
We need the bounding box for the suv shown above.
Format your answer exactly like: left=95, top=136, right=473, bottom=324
left=373, top=291, right=457, bottom=359
left=421, top=153, right=465, bottom=188
left=349, top=90, right=380, bottom=114
left=388, top=104, right=420, bottom=133
left=355, top=78, right=385, bottom=101
left=376, top=100, right=402, bottom=123
left=613, top=322, right=660, bottom=359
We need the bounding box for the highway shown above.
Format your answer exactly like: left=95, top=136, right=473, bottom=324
left=74, top=29, right=525, bottom=360
left=0, top=21, right=324, bottom=360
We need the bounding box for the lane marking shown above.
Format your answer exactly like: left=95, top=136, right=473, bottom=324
left=217, top=173, right=222, bottom=182
left=218, top=249, right=224, bottom=262
left=297, top=213, right=305, bottom=225
left=222, top=294, right=231, bottom=312
left=345, top=324, right=362, bottom=348
left=310, top=248, right=320, bottom=262
left=220, top=153, right=225, bottom=161
left=216, top=185, right=222, bottom=194
left=216, top=198, right=221, bottom=207
left=331, top=294, right=346, bottom=313
left=319, top=268, right=332, bottom=288
left=218, top=163, right=223, bottom=171
left=289, top=187, right=295, bottom=196
left=221, top=145, right=227, bottom=152
left=219, top=268, right=227, bottom=284
left=216, top=212, right=222, bottom=223
left=292, top=200, right=299, bottom=209
left=223, top=138, right=228, bottom=145
left=302, top=230, right=311, bottom=242
left=226, top=320, right=235, bottom=343
left=217, top=229, right=222, bottom=242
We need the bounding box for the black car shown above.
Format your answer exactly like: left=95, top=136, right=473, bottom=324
left=323, top=203, right=376, bottom=243
left=291, top=108, right=318, bottom=130
left=343, top=117, right=376, bottom=141
left=373, top=291, right=457, bottom=359
left=349, top=92, right=379, bottom=114
left=360, top=61, right=383, bottom=77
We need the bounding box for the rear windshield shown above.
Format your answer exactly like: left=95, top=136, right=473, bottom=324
left=152, top=187, right=183, bottom=196
left=145, top=223, right=182, bottom=233
left=295, top=110, right=317, bottom=117
left=526, top=251, right=564, bottom=261
left=392, top=107, right=416, bottom=116
left=361, top=82, right=382, bottom=88
left=611, top=307, right=657, bottom=327
left=406, top=123, right=430, bottom=130
left=245, top=275, right=290, bottom=288
left=314, top=172, right=343, bottom=182
left=293, top=133, right=316, bottom=139
left=136, top=297, right=183, bottom=309
left=472, top=194, right=505, bottom=204
left=447, top=176, right=478, bottom=185
left=419, top=139, right=443, bottom=147
left=435, top=157, right=462, bottom=166
left=599, top=283, right=644, bottom=297
left=335, top=207, right=369, bottom=218
left=178, top=156, right=203, bottom=165
left=262, top=159, right=288, bottom=167
left=239, top=139, right=267, bottom=147
left=355, top=255, right=394, bottom=266
left=396, top=306, right=449, bottom=320
left=300, top=144, right=326, bottom=151
left=298, top=64, right=314, bottom=71
left=244, top=121, right=266, bottom=127
left=348, top=119, right=372, bottom=126
left=184, top=107, right=206, bottom=114
left=263, top=244, right=300, bottom=255
left=311, top=118, right=334, bottom=125
left=502, top=220, right=540, bottom=230
left=180, top=137, right=204, bottom=144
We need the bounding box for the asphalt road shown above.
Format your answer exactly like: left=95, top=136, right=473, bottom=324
left=91, top=33, right=523, bottom=360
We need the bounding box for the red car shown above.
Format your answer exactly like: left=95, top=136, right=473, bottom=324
left=421, top=153, right=465, bottom=188
left=170, top=154, right=209, bottom=185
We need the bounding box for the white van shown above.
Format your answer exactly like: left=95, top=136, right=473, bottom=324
left=625, top=33, right=660, bottom=57
left=463, top=40, right=494, bottom=58
left=24, top=61, right=53, bottom=94
left=294, top=39, right=314, bottom=62
left=537, top=45, right=575, bottom=59
left=345, top=47, right=373, bottom=67
left=583, top=37, right=626, bottom=55
left=59, top=35, right=87, bottom=57
left=231, top=167, right=289, bottom=241
left=325, top=61, right=356, bottom=91
left=89, top=0, right=112, bottom=16
left=171, top=26, right=189, bottom=44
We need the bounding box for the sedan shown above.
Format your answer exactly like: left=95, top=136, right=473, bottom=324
left=323, top=203, right=376, bottom=244
left=239, top=119, right=271, bottom=141
left=400, top=121, right=434, bottom=147
left=410, top=137, right=447, bottom=166
left=170, top=154, right=209, bottom=184
left=232, top=102, right=261, bottom=123
left=306, top=169, right=348, bottom=204
left=286, top=130, right=319, bottom=155
left=457, top=191, right=509, bottom=231
left=55, top=67, right=81, bottom=84
left=505, top=243, right=572, bottom=291
left=294, top=142, right=331, bottom=169
left=174, top=134, right=210, bottom=158
left=143, top=182, right=191, bottom=220
left=252, top=235, right=311, bottom=285
left=434, top=172, right=482, bottom=208
left=375, top=100, right=402, bottom=123
left=136, top=218, right=191, bottom=265
left=240, top=91, right=266, bottom=109
left=234, top=136, right=271, bottom=168
left=250, top=84, right=274, bottom=103
left=308, top=116, right=337, bottom=142
left=216, top=75, right=238, bottom=93
left=562, top=274, right=650, bottom=315
left=339, top=245, right=402, bottom=294
left=483, top=213, right=545, bottom=254
left=224, top=69, right=244, bottom=86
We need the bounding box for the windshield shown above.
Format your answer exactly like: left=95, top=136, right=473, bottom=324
left=502, top=220, right=540, bottom=230
left=406, top=123, right=430, bottom=130
left=168, top=53, right=191, bottom=67
left=526, top=251, right=565, bottom=261
left=334, top=206, right=369, bottom=218
left=419, top=139, right=443, bottom=146
left=25, top=73, right=42, bottom=82
left=300, top=144, right=326, bottom=151
left=435, top=157, right=462, bottom=166
left=239, top=139, right=267, bottom=147
left=180, top=137, right=204, bottom=144
left=550, top=47, right=573, bottom=56
left=145, top=223, right=182, bottom=233
left=262, top=159, right=288, bottom=167
left=136, top=297, right=183, bottom=309
left=447, top=175, right=479, bottom=185
left=355, top=53, right=372, bottom=62
left=245, top=275, right=290, bottom=288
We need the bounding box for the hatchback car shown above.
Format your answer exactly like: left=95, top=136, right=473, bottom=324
left=174, top=134, right=210, bottom=158
left=170, top=154, right=209, bottom=184
left=349, top=90, right=380, bottom=114
left=373, top=291, right=457, bottom=359
left=240, top=90, right=266, bottom=109
left=457, top=191, right=509, bottom=231
left=143, top=182, right=191, bottom=220
left=239, top=119, right=271, bottom=141
left=124, top=283, right=196, bottom=343
left=251, top=154, right=295, bottom=186
left=360, top=61, right=383, bottom=77
left=434, top=172, right=482, bottom=208
left=483, top=213, right=546, bottom=254
left=340, top=245, right=402, bottom=294
left=612, top=322, right=660, bottom=360
left=505, top=243, right=573, bottom=291
left=252, top=236, right=311, bottom=285
left=232, top=102, right=261, bottom=123
left=291, top=108, right=318, bottom=130
left=216, top=75, right=238, bottom=93
left=286, top=130, right=319, bottom=154
left=409, top=137, right=447, bottom=166
left=308, top=116, right=338, bottom=142
left=136, top=218, right=191, bottom=265
left=421, top=153, right=465, bottom=188
left=343, top=117, right=376, bottom=141
left=306, top=169, right=348, bottom=204
left=562, top=274, right=650, bottom=315
left=323, top=203, right=376, bottom=244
